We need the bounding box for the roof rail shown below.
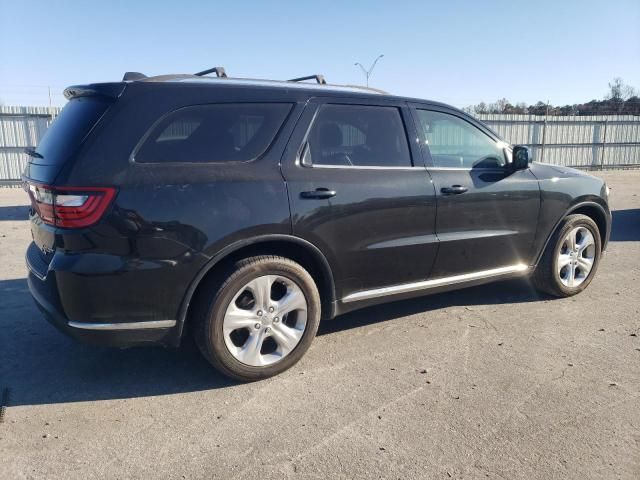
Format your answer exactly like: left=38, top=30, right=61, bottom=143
left=341, top=84, right=389, bottom=94
left=288, top=74, right=327, bottom=85
left=194, top=66, right=228, bottom=78
left=126, top=69, right=386, bottom=95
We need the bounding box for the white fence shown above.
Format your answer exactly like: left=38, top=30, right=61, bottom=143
left=1, top=107, right=639, bottom=185
left=477, top=114, right=640, bottom=169
left=0, top=106, right=61, bottom=184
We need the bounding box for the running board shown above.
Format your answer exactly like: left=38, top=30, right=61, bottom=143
left=341, top=264, right=530, bottom=303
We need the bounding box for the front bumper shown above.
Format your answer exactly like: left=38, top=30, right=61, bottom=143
left=603, top=206, right=612, bottom=252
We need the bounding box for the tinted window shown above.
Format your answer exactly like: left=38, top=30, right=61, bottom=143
left=305, top=104, right=412, bottom=167
left=416, top=110, right=506, bottom=168
left=135, top=103, right=292, bottom=163
left=35, top=97, right=110, bottom=165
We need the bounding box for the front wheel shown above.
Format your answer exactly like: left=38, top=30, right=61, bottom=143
left=193, top=255, right=321, bottom=381
left=532, top=214, right=602, bottom=297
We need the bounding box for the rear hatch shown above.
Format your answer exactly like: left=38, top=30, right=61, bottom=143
left=23, top=84, right=124, bottom=182
left=24, top=84, right=124, bottom=274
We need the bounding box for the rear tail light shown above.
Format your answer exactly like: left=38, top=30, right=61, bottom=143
left=24, top=182, right=116, bottom=228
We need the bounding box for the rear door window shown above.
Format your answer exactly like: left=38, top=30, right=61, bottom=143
left=34, top=97, right=110, bottom=165
left=134, top=103, right=292, bottom=163
left=304, top=104, right=412, bottom=168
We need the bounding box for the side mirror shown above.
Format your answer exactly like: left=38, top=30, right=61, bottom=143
left=512, top=145, right=531, bottom=170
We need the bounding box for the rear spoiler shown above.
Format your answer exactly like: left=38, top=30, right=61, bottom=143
left=63, top=82, right=126, bottom=100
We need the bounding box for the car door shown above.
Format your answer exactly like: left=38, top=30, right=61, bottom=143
left=281, top=98, right=438, bottom=300
left=410, top=105, right=540, bottom=278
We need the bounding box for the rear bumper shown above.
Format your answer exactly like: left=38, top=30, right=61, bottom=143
left=27, top=264, right=177, bottom=348
left=25, top=243, right=188, bottom=347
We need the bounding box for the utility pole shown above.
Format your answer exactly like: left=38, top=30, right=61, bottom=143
left=540, top=100, right=550, bottom=163
left=354, top=54, right=384, bottom=87
left=48, top=86, right=53, bottom=124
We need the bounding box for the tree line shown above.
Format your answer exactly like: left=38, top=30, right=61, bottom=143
left=464, top=78, right=640, bottom=116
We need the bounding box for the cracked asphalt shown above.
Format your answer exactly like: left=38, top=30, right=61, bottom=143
left=1, top=170, right=639, bottom=479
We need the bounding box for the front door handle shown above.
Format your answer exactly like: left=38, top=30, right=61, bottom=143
left=441, top=185, right=468, bottom=195
left=300, top=188, right=337, bottom=199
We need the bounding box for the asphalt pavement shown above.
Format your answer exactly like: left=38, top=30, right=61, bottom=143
left=1, top=170, right=638, bottom=479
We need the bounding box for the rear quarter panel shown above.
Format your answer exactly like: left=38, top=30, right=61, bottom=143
left=49, top=84, right=305, bottom=324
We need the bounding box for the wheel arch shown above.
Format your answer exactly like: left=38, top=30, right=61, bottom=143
left=174, top=235, right=337, bottom=343
left=534, top=200, right=610, bottom=266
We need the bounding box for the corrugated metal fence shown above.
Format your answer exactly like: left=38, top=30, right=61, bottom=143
left=0, top=106, right=61, bottom=185
left=1, top=107, right=639, bottom=185
left=476, top=114, right=640, bottom=169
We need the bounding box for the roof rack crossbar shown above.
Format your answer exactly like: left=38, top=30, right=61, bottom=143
left=194, top=67, right=228, bottom=78
left=288, top=74, right=327, bottom=85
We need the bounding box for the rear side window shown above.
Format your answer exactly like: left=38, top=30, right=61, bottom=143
left=135, top=103, right=292, bottom=163
left=305, top=104, right=412, bottom=168
left=35, top=97, right=110, bottom=165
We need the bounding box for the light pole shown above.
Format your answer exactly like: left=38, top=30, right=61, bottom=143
left=354, top=54, right=384, bottom=88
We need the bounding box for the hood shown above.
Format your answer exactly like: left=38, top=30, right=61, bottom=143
left=530, top=162, right=598, bottom=180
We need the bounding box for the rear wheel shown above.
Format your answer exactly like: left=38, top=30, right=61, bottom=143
left=193, top=255, right=321, bottom=381
left=532, top=214, right=602, bottom=297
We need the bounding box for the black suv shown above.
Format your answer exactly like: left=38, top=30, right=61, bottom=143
left=24, top=69, right=611, bottom=380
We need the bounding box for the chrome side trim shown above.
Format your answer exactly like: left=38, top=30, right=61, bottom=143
left=426, top=166, right=507, bottom=171
left=308, top=164, right=423, bottom=171
left=68, top=320, right=176, bottom=330
left=367, top=233, right=439, bottom=250
left=437, top=230, right=517, bottom=242
left=341, top=264, right=530, bottom=303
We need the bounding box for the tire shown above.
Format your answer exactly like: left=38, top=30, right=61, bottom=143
left=192, top=255, right=321, bottom=381
left=532, top=214, right=602, bottom=297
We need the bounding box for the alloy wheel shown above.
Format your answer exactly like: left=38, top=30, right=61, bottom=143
left=557, top=226, right=596, bottom=287
left=222, top=275, right=308, bottom=367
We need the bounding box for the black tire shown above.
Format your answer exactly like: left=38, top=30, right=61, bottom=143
left=532, top=214, right=602, bottom=297
left=192, top=255, right=321, bottom=381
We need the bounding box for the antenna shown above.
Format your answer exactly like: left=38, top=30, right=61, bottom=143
left=122, top=72, right=147, bottom=81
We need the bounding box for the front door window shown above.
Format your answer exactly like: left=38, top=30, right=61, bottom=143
left=415, top=110, right=506, bottom=169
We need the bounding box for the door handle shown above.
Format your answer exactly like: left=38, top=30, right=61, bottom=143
left=300, top=188, right=337, bottom=199
left=441, top=185, right=468, bottom=195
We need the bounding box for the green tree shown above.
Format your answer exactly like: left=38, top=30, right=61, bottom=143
left=528, top=101, right=547, bottom=115
left=474, top=102, right=488, bottom=114
left=607, top=77, right=625, bottom=102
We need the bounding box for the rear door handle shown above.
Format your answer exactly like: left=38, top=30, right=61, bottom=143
left=440, top=185, right=468, bottom=195
left=300, top=188, right=337, bottom=199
